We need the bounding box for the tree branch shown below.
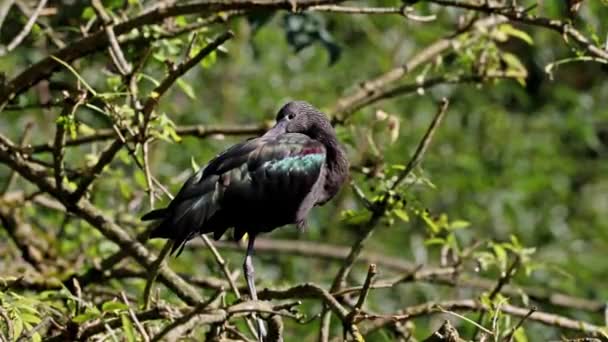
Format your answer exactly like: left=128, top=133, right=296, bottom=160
left=0, top=144, right=203, bottom=305
left=359, top=299, right=608, bottom=338
left=428, top=0, right=608, bottom=61
left=0, top=0, right=48, bottom=56
left=0, top=0, right=343, bottom=110
left=139, top=31, right=235, bottom=140
left=330, top=16, right=506, bottom=120
left=25, top=123, right=270, bottom=154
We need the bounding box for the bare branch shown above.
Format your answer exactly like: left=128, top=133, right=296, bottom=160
left=0, top=0, right=14, bottom=32
left=259, top=283, right=348, bottom=320
left=391, top=97, right=449, bottom=190
left=1, top=121, right=32, bottom=194
left=0, top=145, right=203, bottom=305
left=330, top=16, right=505, bottom=120
left=360, top=299, right=608, bottom=338
left=0, top=0, right=342, bottom=110
left=307, top=5, right=436, bottom=22
left=142, top=240, right=174, bottom=309
left=503, top=307, right=536, bottom=342
left=0, top=0, right=48, bottom=56
left=139, top=31, right=234, bottom=139
left=355, top=264, right=377, bottom=310
left=70, top=138, right=123, bottom=202
left=91, top=0, right=132, bottom=75
left=204, top=238, right=606, bottom=313
left=428, top=0, right=608, bottom=61
left=53, top=92, right=84, bottom=192
left=26, top=123, right=270, bottom=154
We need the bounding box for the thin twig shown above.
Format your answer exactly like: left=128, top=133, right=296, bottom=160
left=120, top=291, right=151, bottom=342
left=359, top=299, right=608, bottom=338
left=331, top=98, right=449, bottom=293
left=142, top=240, right=174, bottom=309
left=139, top=31, right=234, bottom=140
left=53, top=92, right=84, bottom=192
left=355, top=264, right=377, bottom=310
left=320, top=98, right=449, bottom=340
left=0, top=0, right=48, bottom=55
left=474, top=253, right=521, bottom=339
left=0, top=145, right=203, bottom=305
left=0, top=307, right=12, bottom=342
left=0, top=0, right=14, bottom=31
left=1, top=122, right=33, bottom=195
left=330, top=16, right=504, bottom=120
left=151, top=297, right=277, bottom=342
left=91, top=0, right=132, bottom=75
left=142, top=141, right=155, bottom=209
left=428, top=0, right=608, bottom=60
left=70, top=138, right=123, bottom=202
left=307, top=4, right=436, bottom=22
left=200, top=235, right=260, bottom=337
left=25, top=123, right=269, bottom=154
left=391, top=97, right=449, bottom=190
left=503, top=306, right=536, bottom=342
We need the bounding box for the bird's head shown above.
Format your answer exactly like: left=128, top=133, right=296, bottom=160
left=267, top=101, right=334, bottom=140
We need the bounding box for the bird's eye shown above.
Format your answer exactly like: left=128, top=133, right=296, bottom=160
left=287, top=113, right=296, bottom=120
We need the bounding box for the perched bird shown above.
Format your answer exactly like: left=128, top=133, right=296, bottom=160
left=142, top=100, right=349, bottom=339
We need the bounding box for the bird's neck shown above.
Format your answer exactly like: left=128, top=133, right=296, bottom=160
left=316, top=129, right=349, bottom=194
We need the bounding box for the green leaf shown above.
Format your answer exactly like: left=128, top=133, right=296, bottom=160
left=425, top=237, right=446, bottom=246
left=13, top=316, right=24, bottom=339
left=20, top=312, right=41, bottom=324
left=499, top=24, right=534, bottom=45
left=421, top=211, right=439, bottom=233
left=201, top=50, right=217, bottom=69
left=341, top=210, right=372, bottom=225
left=121, top=314, right=136, bottom=342
left=191, top=156, right=200, bottom=171
left=176, top=79, right=196, bottom=99
left=119, top=180, right=132, bottom=199
left=492, top=244, right=508, bottom=271
left=175, top=16, right=188, bottom=28
left=73, top=311, right=100, bottom=323
left=513, top=326, right=528, bottom=342
left=106, top=75, right=122, bottom=90
left=475, top=251, right=496, bottom=271
left=81, top=7, right=95, bottom=20
left=102, top=301, right=129, bottom=312
left=134, top=170, right=148, bottom=190
left=449, top=220, right=470, bottom=230
left=393, top=209, right=410, bottom=222
left=501, top=52, right=528, bottom=85
left=50, top=56, right=97, bottom=96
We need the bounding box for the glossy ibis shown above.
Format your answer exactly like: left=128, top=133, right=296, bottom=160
left=142, top=101, right=349, bottom=339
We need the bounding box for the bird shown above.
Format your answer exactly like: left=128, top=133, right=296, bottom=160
left=141, top=100, right=349, bottom=339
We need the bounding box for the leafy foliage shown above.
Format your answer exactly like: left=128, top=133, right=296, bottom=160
left=0, top=0, right=607, bottom=341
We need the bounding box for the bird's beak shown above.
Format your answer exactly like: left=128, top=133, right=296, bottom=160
left=263, top=119, right=287, bottom=137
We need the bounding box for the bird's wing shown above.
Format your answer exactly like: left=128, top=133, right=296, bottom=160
left=143, top=134, right=326, bottom=255
left=212, top=133, right=327, bottom=237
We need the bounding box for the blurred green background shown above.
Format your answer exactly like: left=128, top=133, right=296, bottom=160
left=1, top=0, right=607, bottom=340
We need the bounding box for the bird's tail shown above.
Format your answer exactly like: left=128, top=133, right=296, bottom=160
left=141, top=208, right=168, bottom=221
left=141, top=193, right=220, bottom=256
left=141, top=208, right=174, bottom=240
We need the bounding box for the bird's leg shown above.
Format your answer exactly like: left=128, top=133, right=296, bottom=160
left=244, top=234, right=267, bottom=341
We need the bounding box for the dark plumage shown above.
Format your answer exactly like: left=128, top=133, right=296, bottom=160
left=142, top=101, right=348, bottom=340
left=143, top=100, right=348, bottom=252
